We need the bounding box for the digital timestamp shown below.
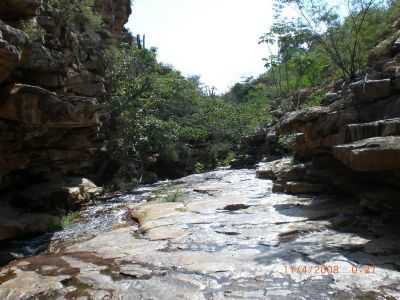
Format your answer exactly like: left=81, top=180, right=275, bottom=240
left=284, top=264, right=376, bottom=275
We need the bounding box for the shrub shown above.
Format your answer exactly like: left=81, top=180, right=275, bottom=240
left=47, top=0, right=103, bottom=31
left=19, top=19, right=45, bottom=42
left=194, top=162, right=206, bottom=174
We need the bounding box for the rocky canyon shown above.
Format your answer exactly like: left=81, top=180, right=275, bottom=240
left=1, top=1, right=400, bottom=299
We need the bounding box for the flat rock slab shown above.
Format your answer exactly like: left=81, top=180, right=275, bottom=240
left=334, top=136, right=400, bottom=171
left=1, top=169, right=400, bottom=299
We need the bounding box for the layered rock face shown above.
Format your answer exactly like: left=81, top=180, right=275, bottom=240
left=0, top=0, right=130, bottom=240
left=256, top=24, right=400, bottom=211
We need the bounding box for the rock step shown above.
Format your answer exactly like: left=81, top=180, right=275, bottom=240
left=350, top=79, right=392, bottom=102
left=0, top=84, right=99, bottom=128
left=0, top=177, right=102, bottom=242
left=345, top=118, right=400, bottom=143
left=273, top=181, right=327, bottom=195
left=334, top=136, right=400, bottom=172
left=256, top=158, right=306, bottom=181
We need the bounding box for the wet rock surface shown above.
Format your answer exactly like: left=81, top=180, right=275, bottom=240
left=1, top=169, right=400, bottom=299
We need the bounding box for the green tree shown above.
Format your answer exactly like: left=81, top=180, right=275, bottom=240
left=277, top=0, right=389, bottom=80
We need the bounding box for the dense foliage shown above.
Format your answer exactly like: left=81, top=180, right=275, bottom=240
left=81, top=0, right=400, bottom=185
left=106, top=44, right=270, bottom=184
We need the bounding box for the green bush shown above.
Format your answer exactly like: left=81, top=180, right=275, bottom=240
left=47, top=0, right=103, bottom=31
left=194, top=162, right=206, bottom=174
left=20, top=20, right=45, bottom=42
left=106, top=43, right=271, bottom=183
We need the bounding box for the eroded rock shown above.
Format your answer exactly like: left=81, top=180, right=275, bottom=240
left=334, top=136, right=400, bottom=172
left=14, top=177, right=103, bottom=211
left=0, top=84, right=99, bottom=127
left=0, top=203, right=59, bottom=241
left=285, top=181, right=326, bottom=195
left=0, top=21, right=28, bottom=83
left=350, top=79, right=392, bottom=102
left=0, top=0, right=41, bottom=21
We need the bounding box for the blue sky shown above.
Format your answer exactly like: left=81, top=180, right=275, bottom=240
left=126, top=0, right=274, bottom=93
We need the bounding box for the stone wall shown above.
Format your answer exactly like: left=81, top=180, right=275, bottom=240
left=0, top=0, right=131, bottom=240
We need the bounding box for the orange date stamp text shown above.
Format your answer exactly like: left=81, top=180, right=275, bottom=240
left=283, top=264, right=376, bottom=275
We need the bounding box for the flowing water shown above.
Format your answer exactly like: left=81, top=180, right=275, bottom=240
left=1, top=169, right=400, bottom=299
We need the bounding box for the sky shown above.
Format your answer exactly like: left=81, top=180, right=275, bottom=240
left=126, top=0, right=274, bottom=93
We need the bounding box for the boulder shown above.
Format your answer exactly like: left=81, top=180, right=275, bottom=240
left=256, top=158, right=308, bottom=183
left=278, top=106, right=330, bottom=135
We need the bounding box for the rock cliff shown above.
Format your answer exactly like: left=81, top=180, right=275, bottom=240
left=0, top=0, right=131, bottom=240
left=255, top=22, right=400, bottom=213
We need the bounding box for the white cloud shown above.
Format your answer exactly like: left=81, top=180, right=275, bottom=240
left=126, top=0, right=274, bottom=93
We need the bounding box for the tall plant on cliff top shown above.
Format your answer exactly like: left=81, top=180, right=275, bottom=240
left=274, top=0, right=389, bottom=81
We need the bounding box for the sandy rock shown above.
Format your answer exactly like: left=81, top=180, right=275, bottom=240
left=0, top=84, right=99, bottom=127
left=333, top=136, right=400, bottom=172
left=350, top=79, right=392, bottom=102
left=256, top=158, right=306, bottom=182
left=285, top=181, right=326, bottom=195
left=2, top=170, right=400, bottom=299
